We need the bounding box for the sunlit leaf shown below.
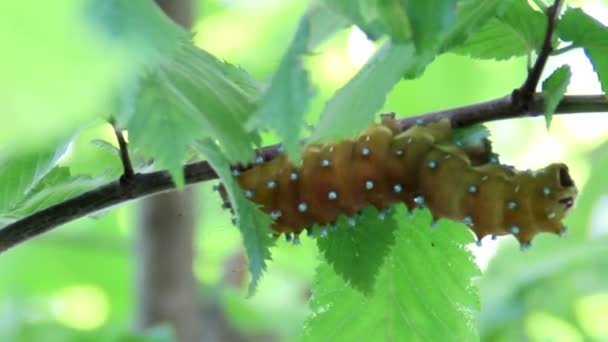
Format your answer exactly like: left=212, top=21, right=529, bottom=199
left=310, top=43, right=433, bottom=142
left=450, top=0, right=545, bottom=60
left=302, top=207, right=480, bottom=341
left=316, top=206, right=398, bottom=294
left=441, top=0, right=511, bottom=51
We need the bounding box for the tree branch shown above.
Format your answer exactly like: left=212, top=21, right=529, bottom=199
left=0, top=93, right=606, bottom=253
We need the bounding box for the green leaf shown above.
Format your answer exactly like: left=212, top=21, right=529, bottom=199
left=195, top=140, right=274, bottom=295
left=541, top=65, right=571, bottom=129
left=406, top=0, right=457, bottom=52
left=126, top=70, right=203, bottom=187
left=0, top=140, right=70, bottom=215
left=478, top=235, right=608, bottom=339
left=310, top=43, right=433, bottom=142
left=126, top=42, right=262, bottom=186
left=451, top=0, right=545, bottom=60
left=325, top=0, right=458, bottom=46
left=322, top=0, right=395, bottom=40
left=87, top=0, right=185, bottom=67
left=0, top=1, right=154, bottom=152
left=90, top=139, right=153, bottom=173
left=0, top=137, right=110, bottom=224
left=559, top=8, right=608, bottom=94
left=302, top=207, right=480, bottom=341
left=308, top=4, right=351, bottom=48
left=316, top=206, right=398, bottom=294
left=565, top=143, right=608, bottom=239
left=247, top=10, right=314, bottom=162
left=440, top=0, right=512, bottom=51
left=329, top=0, right=505, bottom=49
left=374, top=1, right=412, bottom=42
left=246, top=5, right=349, bottom=162
left=119, top=324, right=176, bottom=342
left=453, top=124, right=491, bottom=147
left=1, top=167, right=109, bottom=225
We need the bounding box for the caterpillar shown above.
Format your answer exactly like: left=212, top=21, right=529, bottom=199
left=219, top=115, right=577, bottom=248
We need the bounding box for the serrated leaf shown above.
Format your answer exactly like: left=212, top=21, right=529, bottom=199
left=125, top=41, right=262, bottom=186
left=302, top=207, right=480, bottom=341
left=0, top=140, right=70, bottom=215
left=310, top=43, right=433, bottom=142
left=542, top=65, right=571, bottom=129
left=247, top=10, right=314, bottom=162
left=317, top=206, right=398, bottom=294
left=195, top=140, right=274, bottom=295
left=127, top=70, right=203, bottom=187
left=441, top=0, right=512, bottom=51
left=451, top=0, right=545, bottom=60
left=406, top=0, right=457, bottom=52
left=559, top=8, right=608, bottom=94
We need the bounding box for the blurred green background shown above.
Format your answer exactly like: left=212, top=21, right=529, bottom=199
left=2, top=0, right=608, bottom=341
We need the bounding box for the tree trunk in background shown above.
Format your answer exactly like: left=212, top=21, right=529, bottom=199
left=135, top=1, right=200, bottom=342
left=136, top=189, right=201, bottom=342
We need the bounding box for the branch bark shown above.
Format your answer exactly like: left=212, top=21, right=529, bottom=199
left=0, top=94, right=606, bottom=253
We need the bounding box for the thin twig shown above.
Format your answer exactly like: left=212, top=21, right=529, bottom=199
left=0, top=94, right=606, bottom=253
left=513, top=0, right=564, bottom=111
left=110, top=119, right=135, bottom=181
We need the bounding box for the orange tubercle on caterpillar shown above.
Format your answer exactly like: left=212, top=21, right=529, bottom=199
left=220, top=117, right=578, bottom=249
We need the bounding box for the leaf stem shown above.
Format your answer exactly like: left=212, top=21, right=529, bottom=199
left=552, top=43, right=580, bottom=56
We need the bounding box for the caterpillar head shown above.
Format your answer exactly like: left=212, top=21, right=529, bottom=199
left=544, top=163, right=577, bottom=206
left=533, top=163, right=577, bottom=235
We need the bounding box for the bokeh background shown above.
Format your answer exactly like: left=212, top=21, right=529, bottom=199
left=2, top=0, right=608, bottom=341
